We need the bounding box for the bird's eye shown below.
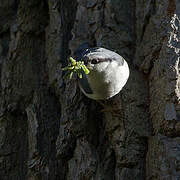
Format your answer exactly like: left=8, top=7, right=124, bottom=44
left=91, top=59, right=98, bottom=64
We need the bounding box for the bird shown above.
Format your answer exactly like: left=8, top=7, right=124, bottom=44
left=74, top=44, right=130, bottom=100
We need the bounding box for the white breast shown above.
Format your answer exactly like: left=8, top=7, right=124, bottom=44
left=83, top=60, right=129, bottom=100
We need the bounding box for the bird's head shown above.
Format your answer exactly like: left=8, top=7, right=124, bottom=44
left=82, top=48, right=124, bottom=74
left=75, top=47, right=129, bottom=100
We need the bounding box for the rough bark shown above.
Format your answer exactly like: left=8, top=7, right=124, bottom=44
left=0, top=0, right=179, bottom=180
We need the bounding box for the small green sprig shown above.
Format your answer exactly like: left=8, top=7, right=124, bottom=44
left=62, top=57, right=90, bottom=79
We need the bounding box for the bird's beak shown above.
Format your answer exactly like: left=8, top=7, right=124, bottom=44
left=83, top=57, right=88, bottom=66
left=84, top=61, right=88, bottom=66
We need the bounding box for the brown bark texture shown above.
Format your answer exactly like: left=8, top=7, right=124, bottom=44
left=0, top=0, right=179, bottom=179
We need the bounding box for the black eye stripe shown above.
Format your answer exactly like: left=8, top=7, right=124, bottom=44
left=90, top=58, right=112, bottom=64
left=91, top=59, right=99, bottom=64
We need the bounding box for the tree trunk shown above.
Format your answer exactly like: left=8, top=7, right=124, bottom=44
left=0, top=0, right=179, bottom=179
